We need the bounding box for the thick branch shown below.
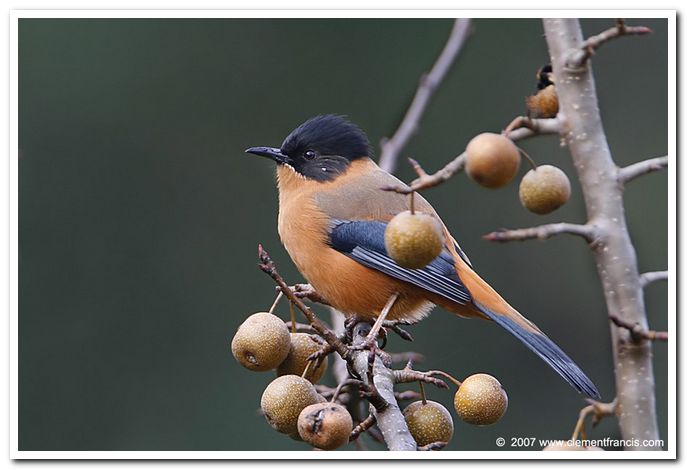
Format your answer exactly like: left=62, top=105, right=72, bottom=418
left=351, top=322, right=417, bottom=450
left=618, top=156, right=668, bottom=184
left=566, top=19, right=652, bottom=68
left=640, top=270, right=668, bottom=288
left=544, top=19, right=660, bottom=449
left=609, top=314, right=668, bottom=342
left=382, top=117, right=560, bottom=194
left=378, top=18, right=471, bottom=173
left=484, top=223, right=596, bottom=243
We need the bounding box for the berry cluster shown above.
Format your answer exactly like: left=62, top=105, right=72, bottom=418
left=231, top=308, right=508, bottom=450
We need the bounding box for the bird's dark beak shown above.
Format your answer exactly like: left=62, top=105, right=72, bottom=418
left=245, top=146, right=290, bottom=164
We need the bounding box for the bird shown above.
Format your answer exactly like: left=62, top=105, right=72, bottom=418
left=246, top=114, right=599, bottom=398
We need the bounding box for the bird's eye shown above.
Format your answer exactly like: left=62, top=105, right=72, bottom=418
left=303, top=149, right=318, bottom=160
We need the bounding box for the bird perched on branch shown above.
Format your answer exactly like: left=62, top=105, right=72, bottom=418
left=246, top=114, right=599, bottom=398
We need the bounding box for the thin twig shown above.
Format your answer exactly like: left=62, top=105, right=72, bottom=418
left=566, top=19, right=652, bottom=68
left=284, top=321, right=317, bottom=334
left=395, top=390, right=422, bottom=401
left=483, top=223, right=596, bottom=243
left=349, top=414, right=377, bottom=442
left=609, top=314, right=668, bottom=342
left=378, top=18, right=472, bottom=173
left=388, top=351, right=425, bottom=365
left=418, top=441, right=448, bottom=451
left=640, top=270, right=668, bottom=288
left=288, top=283, right=332, bottom=306
left=618, top=156, right=668, bottom=184
left=258, top=245, right=351, bottom=360
left=571, top=398, right=617, bottom=441
left=393, top=368, right=449, bottom=389
left=382, top=118, right=560, bottom=194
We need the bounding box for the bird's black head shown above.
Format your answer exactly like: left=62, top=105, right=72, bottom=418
left=246, top=115, right=372, bottom=182
left=536, top=64, right=555, bottom=90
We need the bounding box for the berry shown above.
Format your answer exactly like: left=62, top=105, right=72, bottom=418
left=403, top=400, right=454, bottom=446
left=261, top=375, right=321, bottom=435
left=519, top=164, right=571, bottom=214
left=465, top=133, right=521, bottom=188
left=277, top=333, right=328, bottom=383
left=297, top=402, right=353, bottom=450
left=385, top=211, right=445, bottom=269
left=231, top=312, right=290, bottom=371
left=454, top=374, right=508, bottom=426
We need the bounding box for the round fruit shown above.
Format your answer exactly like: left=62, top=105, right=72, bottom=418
left=384, top=211, right=444, bottom=269
left=297, top=402, right=353, bottom=450
left=277, top=333, right=328, bottom=383
left=543, top=442, right=605, bottom=451
left=454, top=374, right=508, bottom=426
left=231, top=312, right=291, bottom=371
left=403, top=400, right=454, bottom=446
left=519, top=165, right=571, bottom=214
left=465, top=133, right=521, bottom=188
left=261, top=375, right=321, bottom=435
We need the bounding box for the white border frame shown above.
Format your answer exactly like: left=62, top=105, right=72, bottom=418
left=8, top=9, right=676, bottom=461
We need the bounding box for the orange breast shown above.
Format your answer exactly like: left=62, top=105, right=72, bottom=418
left=276, top=164, right=434, bottom=321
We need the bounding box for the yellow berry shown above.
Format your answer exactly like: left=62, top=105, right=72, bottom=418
left=277, top=333, right=328, bottom=383
left=519, top=164, right=571, bottom=214
left=454, top=374, right=508, bottom=426
left=231, top=312, right=290, bottom=371
left=260, top=375, right=321, bottom=435
left=403, top=400, right=454, bottom=446
left=297, top=402, right=353, bottom=450
left=385, top=211, right=444, bottom=269
left=465, top=133, right=521, bottom=188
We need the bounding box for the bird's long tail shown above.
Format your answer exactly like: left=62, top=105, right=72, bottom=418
left=442, top=239, right=600, bottom=399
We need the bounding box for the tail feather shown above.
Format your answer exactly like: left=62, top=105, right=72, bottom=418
left=474, top=301, right=600, bottom=399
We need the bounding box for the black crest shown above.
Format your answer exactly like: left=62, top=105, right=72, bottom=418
left=280, top=115, right=372, bottom=181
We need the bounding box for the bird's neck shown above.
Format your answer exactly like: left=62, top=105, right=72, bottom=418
left=275, top=157, right=376, bottom=202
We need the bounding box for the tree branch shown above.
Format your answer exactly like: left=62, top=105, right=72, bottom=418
left=609, top=314, right=668, bottom=342
left=378, top=18, right=471, bottom=173
left=351, top=322, right=417, bottom=451
left=349, top=414, right=376, bottom=442
left=382, top=117, right=560, bottom=194
left=618, top=156, right=668, bottom=184
left=566, top=19, right=652, bottom=69
left=572, top=398, right=617, bottom=441
left=483, top=222, right=596, bottom=243
left=544, top=18, right=661, bottom=449
left=640, top=270, right=668, bottom=288
left=258, top=245, right=351, bottom=360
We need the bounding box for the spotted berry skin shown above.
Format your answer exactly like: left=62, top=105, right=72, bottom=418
left=297, top=402, right=353, bottom=450
left=454, top=374, right=508, bottom=426
left=231, top=312, right=291, bottom=371
left=385, top=211, right=445, bottom=269
left=519, top=165, right=571, bottom=214
left=403, top=400, right=454, bottom=446
left=261, top=375, right=321, bottom=435
left=277, top=333, right=328, bottom=383
left=465, top=133, right=521, bottom=188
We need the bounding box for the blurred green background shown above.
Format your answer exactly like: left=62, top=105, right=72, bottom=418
left=18, top=18, right=668, bottom=451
